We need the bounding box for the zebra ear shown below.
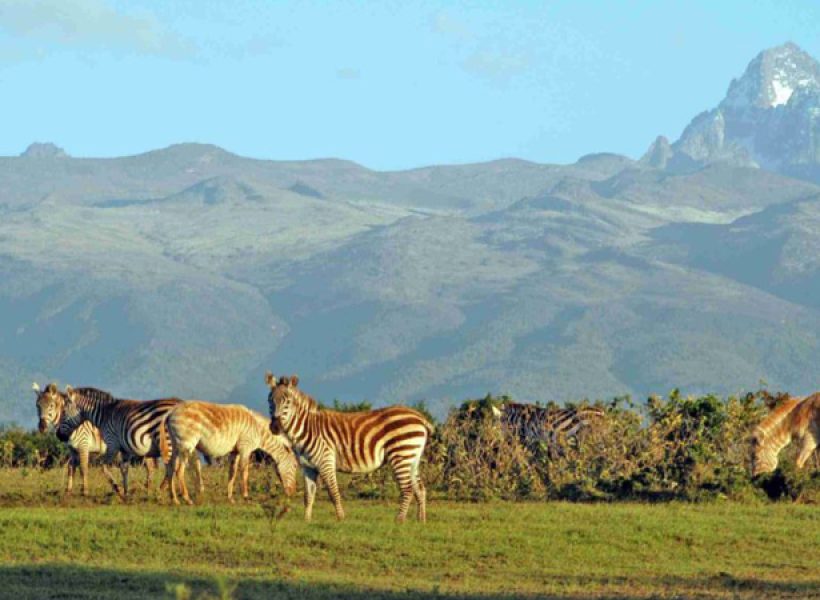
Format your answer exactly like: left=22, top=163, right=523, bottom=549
left=491, top=405, right=503, bottom=418
left=290, top=375, right=299, bottom=387
left=32, top=382, right=41, bottom=393
left=265, top=371, right=276, bottom=388
left=64, top=385, right=75, bottom=403
left=46, top=383, right=57, bottom=394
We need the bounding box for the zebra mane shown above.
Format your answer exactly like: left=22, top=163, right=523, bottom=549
left=72, top=387, right=118, bottom=405
left=295, top=388, right=321, bottom=412
left=756, top=395, right=803, bottom=437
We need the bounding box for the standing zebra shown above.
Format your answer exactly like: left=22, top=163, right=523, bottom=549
left=265, top=373, right=433, bottom=523
left=159, top=401, right=298, bottom=505
left=34, top=382, right=156, bottom=496
left=491, top=401, right=605, bottom=454
left=751, top=393, right=820, bottom=476
left=56, top=385, right=200, bottom=500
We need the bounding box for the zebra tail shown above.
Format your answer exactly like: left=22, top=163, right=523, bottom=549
left=159, top=417, right=172, bottom=465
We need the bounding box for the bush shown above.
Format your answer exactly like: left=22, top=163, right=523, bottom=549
left=0, top=426, right=69, bottom=468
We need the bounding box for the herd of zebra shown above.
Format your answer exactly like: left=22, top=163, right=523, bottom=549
left=31, top=374, right=820, bottom=522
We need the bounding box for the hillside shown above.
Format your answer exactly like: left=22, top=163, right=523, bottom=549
left=4, top=44, right=820, bottom=422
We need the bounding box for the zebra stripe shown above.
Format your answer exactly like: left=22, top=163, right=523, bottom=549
left=266, top=373, right=432, bottom=523
left=160, top=401, right=298, bottom=505
left=494, top=402, right=605, bottom=454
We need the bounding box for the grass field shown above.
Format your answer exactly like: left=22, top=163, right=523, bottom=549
left=0, top=467, right=817, bottom=599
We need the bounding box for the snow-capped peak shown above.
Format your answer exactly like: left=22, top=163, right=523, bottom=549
left=722, top=42, right=820, bottom=110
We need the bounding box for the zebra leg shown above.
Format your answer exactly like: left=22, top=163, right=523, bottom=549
left=240, top=452, right=251, bottom=501
left=390, top=455, right=414, bottom=523
left=303, top=467, right=319, bottom=522
left=79, top=448, right=90, bottom=497
left=119, top=460, right=130, bottom=500
left=164, top=448, right=180, bottom=505
left=100, top=449, right=126, bottom=500
left=227, top=452, right=240, bottom=504
left=319, top=462, right=345, bottom=521
left=411, top=461, right=427, bottom=523
left=65, top=451, right=78, bottom=496
left=795, top=433, right=819, bottom=469
left=143, top=458, right=156, bottom=491
left=193, top=454, right=204, bottom=494
left=178, top=451, right=193, bottom=505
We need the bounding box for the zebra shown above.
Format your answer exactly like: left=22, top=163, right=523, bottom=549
left=491, top=401, right=606, bottom=455
left=265, top=373, right=433, bottom=523
left=159, top=401, right=299, bottom=505
left=751, top=393, right=820, bottom=476
left=57, top=385, right=201, bottom=500
left=34, top=382, right=156, bottom=496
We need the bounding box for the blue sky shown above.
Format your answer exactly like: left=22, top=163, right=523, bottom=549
left=0, top=0, right=817, bottom=169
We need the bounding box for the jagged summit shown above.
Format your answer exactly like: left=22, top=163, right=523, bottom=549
left=645, top=42, right=820, bottom=182
left=722, top=42, right=820, bottom=109
left=640, top=136, right=673, bottom=169
left=21, top=142, right=68, bottom=158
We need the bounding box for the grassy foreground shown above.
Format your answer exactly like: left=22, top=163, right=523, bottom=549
left=0, top=468, right=817, bottom=599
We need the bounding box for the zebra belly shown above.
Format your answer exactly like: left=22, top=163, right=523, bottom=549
left=196, top=437, right=237, bottom=458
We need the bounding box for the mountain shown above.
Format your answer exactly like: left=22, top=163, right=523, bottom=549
left=646, top=43, right=820, bottom=182
left=4, top=44, right=820, bottom=423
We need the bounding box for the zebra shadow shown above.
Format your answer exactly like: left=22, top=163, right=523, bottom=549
left=0, top=564, right=817, bottom=600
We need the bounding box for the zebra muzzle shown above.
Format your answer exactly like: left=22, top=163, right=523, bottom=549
left=38, top=419, right=48, bottom=434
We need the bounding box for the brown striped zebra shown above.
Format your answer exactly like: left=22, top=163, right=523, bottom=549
left=491, top=401, right=605, bottom=455
left=265, top=373, right=433, bottom=522
left=57, top=385, right=201, bottom=500
left=34, top=382, right=157, bottom=496
left=159, top=401, right=299, bottom=505
left=751, top=393, right=820, bottom=476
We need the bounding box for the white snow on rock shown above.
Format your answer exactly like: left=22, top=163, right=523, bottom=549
left=771, top=79, right=794, bottom=106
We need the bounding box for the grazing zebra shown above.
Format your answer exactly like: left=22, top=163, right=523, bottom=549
left=751, top=393, right=820, bottom=476
left=265, top=373, right=433, bottom=523
left=34, top=382, right=156, bottom=496
left=159, top=401, right=298, bottom=505
left=57, top=385, right=200, bottom=500
left=491, top=401, right=605, bottom=454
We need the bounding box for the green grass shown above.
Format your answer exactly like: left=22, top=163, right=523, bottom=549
left=0, top=468, right=817, bottom=599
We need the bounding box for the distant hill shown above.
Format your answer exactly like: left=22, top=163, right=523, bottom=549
left=4, top=43, right=820, bottom=423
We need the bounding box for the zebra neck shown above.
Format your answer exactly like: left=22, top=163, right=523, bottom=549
left=284, top=403, right=316, bottom=444
left=75, top=394, right=107, bottom=427
left=261, top=432, right=287, bottom=461
left=763, top=403, right=798, bottom=447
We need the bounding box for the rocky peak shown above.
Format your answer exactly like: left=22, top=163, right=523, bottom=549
left=722, top=42, right=820, bottom=110
left=640, top=136, right=673, bottom=169
left=20, top=142, right=68, bottom=158
left=644, top=43, right=820, bottom=181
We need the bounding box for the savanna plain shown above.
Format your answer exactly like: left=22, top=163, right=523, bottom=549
left=0, top=468, right=816, bottom=600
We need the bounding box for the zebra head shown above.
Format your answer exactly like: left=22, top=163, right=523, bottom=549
left=34, top=382, right=65, bottom=433
left=61, top=385, right=85, bottom=432
left=265, top=373, right=304, bottom=434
